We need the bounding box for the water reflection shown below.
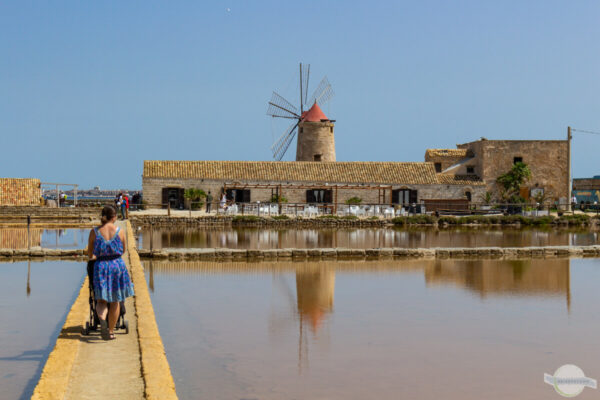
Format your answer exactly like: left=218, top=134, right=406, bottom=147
left=139, top=227, right=599, bottom=250
left=145, top=258, right=600, bottom=400
left=0, top=227, right=88, bottom=249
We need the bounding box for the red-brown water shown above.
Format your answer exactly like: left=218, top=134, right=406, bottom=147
left=0, top=261, right=84, bottom=400
left=145, top=258, right=600, bottom=400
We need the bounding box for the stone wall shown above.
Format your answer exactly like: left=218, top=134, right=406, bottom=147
left=0, top=178, right=40, bottom=206
left=296, top=121, right=336, bottom=161
left=458, top=140, right=568, bottom=201
left=425, top=153, right=469, bottom=171
left=142, top=177, right=486, bottom=208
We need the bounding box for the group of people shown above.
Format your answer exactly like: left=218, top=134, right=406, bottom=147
left=115, top=193, right=129, bottom=219
left=202, top=191, right=234, bottom=213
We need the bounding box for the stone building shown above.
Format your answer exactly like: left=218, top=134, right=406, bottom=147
left=426, top=139, right=569, bottom=203
left=142, top=161, right=485, bottom=209
left=0, top=178, right=41, bottom=206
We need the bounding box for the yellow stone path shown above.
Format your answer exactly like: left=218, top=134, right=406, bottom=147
left=31, top=221, right=177, bottom=400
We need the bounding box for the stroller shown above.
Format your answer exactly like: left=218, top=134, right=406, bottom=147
left=82, top=260, right=129, bottom=335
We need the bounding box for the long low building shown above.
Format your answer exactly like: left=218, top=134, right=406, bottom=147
left=142, top=160, right=485, bottom=209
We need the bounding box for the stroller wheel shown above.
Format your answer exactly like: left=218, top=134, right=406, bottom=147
left=125, top=320, right=129, bottom=334
left=82, top=322, right=90, bottom=336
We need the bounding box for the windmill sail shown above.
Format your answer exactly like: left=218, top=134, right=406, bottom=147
left=267, top=91, right=300, bottom=119
left=271, top=121, right=299, bottom=161
left=307, top=76, right=334, bottom=106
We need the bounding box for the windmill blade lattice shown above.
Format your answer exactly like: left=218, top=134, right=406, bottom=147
left=267, top=91, right=300, bottom=119
left=271, top=121, right=299, bottom=161
left=301, top=64, right=310, bottom=110
left=307, top=76, right=334, bottom=107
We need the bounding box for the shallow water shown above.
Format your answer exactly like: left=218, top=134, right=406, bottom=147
left=138, top=226, right=599, bottom=249
left=0, top=227, right=89, bottom=249
left=145, top=258, right=600, bottom=400
left=0, top=261, right=85, bottom=400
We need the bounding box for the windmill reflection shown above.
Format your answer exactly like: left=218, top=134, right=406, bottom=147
left=271, top=266, right=335, bottom=373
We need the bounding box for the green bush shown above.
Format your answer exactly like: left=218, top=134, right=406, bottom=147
left=317, top=215, right=339, bottom=220
left=271, top=214, right=290, bottom=220
left=345, top=196, right=362, bottom=205
left=270, top=194, right=288, bottom=203
left=558, top=214, right=591, bottom=225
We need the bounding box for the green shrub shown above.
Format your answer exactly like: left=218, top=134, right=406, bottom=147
left=345, top=196, right=362, bottom=205
left=317, top=215, right=339, bottom=220
left=558, top=214, right=591, bottom=225
left=270, top=194, right=288, bottom=203
left=271, top=214, right=290, bottom=220
left=530, top=216, right=555, bottom=225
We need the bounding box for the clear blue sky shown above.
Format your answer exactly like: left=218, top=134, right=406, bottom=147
left=1, top=1, right=599, bottom=189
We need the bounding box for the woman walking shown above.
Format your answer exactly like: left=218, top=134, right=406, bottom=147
left=87, top=206, right=135, bottom=340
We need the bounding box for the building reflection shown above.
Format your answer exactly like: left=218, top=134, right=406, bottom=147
left=140, top=227, right=598, bottom=250
left=424, top=258, right=571, bottom=309
left=0, top=228, right=42, bottom=249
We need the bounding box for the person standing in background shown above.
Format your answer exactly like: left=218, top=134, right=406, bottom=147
left=124, top=194, right=130, bottom=219
left=206, top=191, right=213, bottom=214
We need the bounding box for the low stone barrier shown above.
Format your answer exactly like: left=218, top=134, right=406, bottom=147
left=137, top=245, right=600, bottom=261
left=3, top=245, right=600, bottom=262
left=0, top=248, right=86, bottom=261
left=125, top=222, right=178, bottom=400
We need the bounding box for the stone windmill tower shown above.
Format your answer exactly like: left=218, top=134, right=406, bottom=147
left=267, top=63, right=335, bottom=161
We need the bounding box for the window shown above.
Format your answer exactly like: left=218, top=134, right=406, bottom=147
left=299, top=127, right=303, bottom=134
left=465, top=191, right=472, bottom=201
left=330, top=127, right=333, bottom=133
left=434, top=163, right=442, bottom=173
left=226, top=189, right=251, bottom=203
left=161, top=187, right=184, bottom=209
left=306, top=189, right=332, bottom=203
left=392, top=189, right=418, bottom=205
left=313, top=154, right=322, bottom=162
left=466, top=166, right=475, bottom=174
left=514, top=157, right=523, bottom=164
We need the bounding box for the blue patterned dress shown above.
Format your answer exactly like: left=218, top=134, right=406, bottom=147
left=93, top=226, right=135, bottom=302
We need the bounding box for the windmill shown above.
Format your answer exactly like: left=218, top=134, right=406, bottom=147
left=267, top=63, right=335, bottom=161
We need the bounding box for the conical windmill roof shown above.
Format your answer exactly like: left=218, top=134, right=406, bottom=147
left=301, top=102, right=328, bottom=122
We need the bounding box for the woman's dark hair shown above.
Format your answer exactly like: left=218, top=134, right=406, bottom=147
left=101, top=205, right=117, bottom=224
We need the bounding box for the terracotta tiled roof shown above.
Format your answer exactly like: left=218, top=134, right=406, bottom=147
left=437, top=174, right=485, bottom=186
left=301, top=102, right=328, bottom=122
left=144, top=161, right=480, bottom=186
left=144, top=161, right=445, bottom=185
left=425, top=149, right=470, bottom=158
